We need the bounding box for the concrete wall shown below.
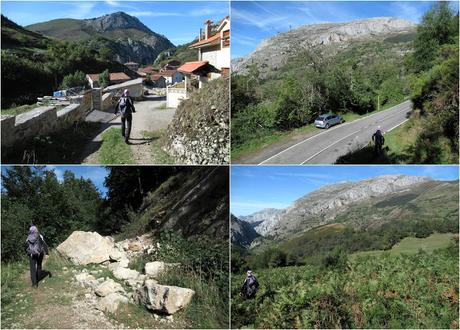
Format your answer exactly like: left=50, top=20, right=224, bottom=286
left=103, top=78, right=143, bottom=99
left=166, top=87, right=187, bottom=108
left=1, top=91, right=92, bottom=149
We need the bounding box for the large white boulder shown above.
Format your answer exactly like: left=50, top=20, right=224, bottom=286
left=113, top=267, right=140, bottom=281
left=56, top=231, right=118, bottom=265
left=98, top=292, right=128, bottom=314
left=134, top=279, right=195, bottom=314
left=95, top=279, right=125, bottom=297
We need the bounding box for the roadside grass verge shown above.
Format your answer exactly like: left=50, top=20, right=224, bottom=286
left=1, top=122, right=101, bottom=164
left=142, top=129, right=175, bottom=164
left=232, top=99, right=409, bottom=162
left=336, top=115, right=433, bottom=164
left=98, top=128, right=135, bottom=164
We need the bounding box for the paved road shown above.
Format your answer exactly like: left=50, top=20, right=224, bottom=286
left=255, top=100, right=412, bottom=164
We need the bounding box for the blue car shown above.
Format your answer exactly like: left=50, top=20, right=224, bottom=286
left=314, top=114, right=343, bottom=129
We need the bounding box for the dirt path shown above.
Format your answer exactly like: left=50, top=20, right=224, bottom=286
left=127, top=97, right=176, bottom=164
left=10, top=262, right=118, bottom=329
left=81, top=96, right=176, bottom=164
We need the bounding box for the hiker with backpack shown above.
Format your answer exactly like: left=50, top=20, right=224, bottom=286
left=372, top=126, right=385, bottom=155
left=25, top=225, right=49, bottom=288
left=241, top=270, right=259, bottom=299
left=114, top=89, right=136, bottom=144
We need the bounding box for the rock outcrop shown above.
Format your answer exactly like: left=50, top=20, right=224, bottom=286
left=233, top=17, right=416, bottom=76
left=134, top=279, right=195, bottom=315
left=230, top=214, right=260, bottom=248
left=233, top=175, right=436, bottom=242
left=166, top=77, right=229, bottom=165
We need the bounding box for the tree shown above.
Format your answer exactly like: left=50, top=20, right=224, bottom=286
left=60, top=70, right=87, bottom=89
left=99, top=69, right=110, bottom=88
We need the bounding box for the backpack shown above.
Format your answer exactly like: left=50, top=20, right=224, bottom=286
left=26, top=236, right=43, bottom=257
left=374, top=130, right=384, bottom=145
left=119, top=96, right=130, bottom=115
left=245, top=276, right=258, bottom=298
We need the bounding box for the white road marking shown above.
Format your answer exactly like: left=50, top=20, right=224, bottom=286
left=386, top=118, right=410, bottom=132
left=301, top=130, right=360, bottom=164
left=258, top=100, right=412, bottom=165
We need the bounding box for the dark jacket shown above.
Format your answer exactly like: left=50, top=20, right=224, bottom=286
left=372, top=130, right=385, bottom=145
left=115, top=96, right=135, bottom=116
left=241, top=275, right=259, bottom=299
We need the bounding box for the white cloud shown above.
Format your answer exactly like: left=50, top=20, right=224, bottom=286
left=127, top=11, right=183, bottom=17
left=232, top=7, right=289, bottom=32
left=67, top=2, right=98, bottom=19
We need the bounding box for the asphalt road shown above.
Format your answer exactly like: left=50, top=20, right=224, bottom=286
left=255, top=100, right=412, bottom=165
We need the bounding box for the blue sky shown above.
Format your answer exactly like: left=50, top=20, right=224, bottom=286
left=231, top=165, right=459, bottom=216
left=231, top=1, right=459, bottom=58
left=1, top=166, right=109, bottom=195
left=1, top=1, right=229, bottom=45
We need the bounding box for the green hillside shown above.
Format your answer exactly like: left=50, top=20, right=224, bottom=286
left=232, top=240, right=459, bottom=328
left=353, top=233, right=456, bottom=257
left=153, top=40, right=198, bottom=68
left=1, top=16, right=127, bottom=108
left=26, top=18, right=91, bottom=41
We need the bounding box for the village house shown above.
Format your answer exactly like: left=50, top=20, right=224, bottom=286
left=150, top=74, right=166, bottom=88
left=189, top=16, right=230, bottom=77
left=86, top=72, right=131, bottom=88
left=159, top=69, right=184, bottom=85
left=124, top=61, right=140, bottom=72
left=162, top=60, right=181, bottom=70
left=166, top=16, right=230, bottom=107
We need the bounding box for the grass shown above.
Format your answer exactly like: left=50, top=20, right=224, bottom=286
left=231, top=99, right=408, bottom=162
left=98, top=127, right=135, bottom=164
left=1, top=104, right=38, bottom=116
left=352, top=233, right=456, bottom=258
left=231, top=124, right=317, bottom=161
left=143, top=129, right=175, bottom=164
left=1, top=121, right=101, bottom=164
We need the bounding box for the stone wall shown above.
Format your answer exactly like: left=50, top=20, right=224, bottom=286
left=102, top=93, right=115, bottom=112
left=1, top=91, right=92, bottom=149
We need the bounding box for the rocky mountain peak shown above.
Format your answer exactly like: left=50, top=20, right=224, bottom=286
left=233, top=16, right=417, bottom=75
left=84, top=11, right=152, bottom=34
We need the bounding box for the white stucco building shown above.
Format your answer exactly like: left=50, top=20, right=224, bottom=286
left=189, top=16, right=230, bottom=78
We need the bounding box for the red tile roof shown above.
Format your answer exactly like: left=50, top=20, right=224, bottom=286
left=159, top=69, right=178, bottom=77
left=189, top=33, right=221, bottom=48
left=177, top=61, right=209, bottom=74
left=138, top=66, right=158, bottom=74
left=87, top=72, right=131, bottom=82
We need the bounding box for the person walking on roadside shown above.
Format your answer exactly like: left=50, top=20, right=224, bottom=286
left=25, top=225, right=49, bottom=288
left=115, top=89, right=136, bottom=144
left=372, top=126, right=385, bottom=155
left=241, top=270, right=259, bottom=299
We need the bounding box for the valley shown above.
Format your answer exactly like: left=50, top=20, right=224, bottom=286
left=231, top=2, right=459, bottom=164
left=231, top=169, right=459, bottom=329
